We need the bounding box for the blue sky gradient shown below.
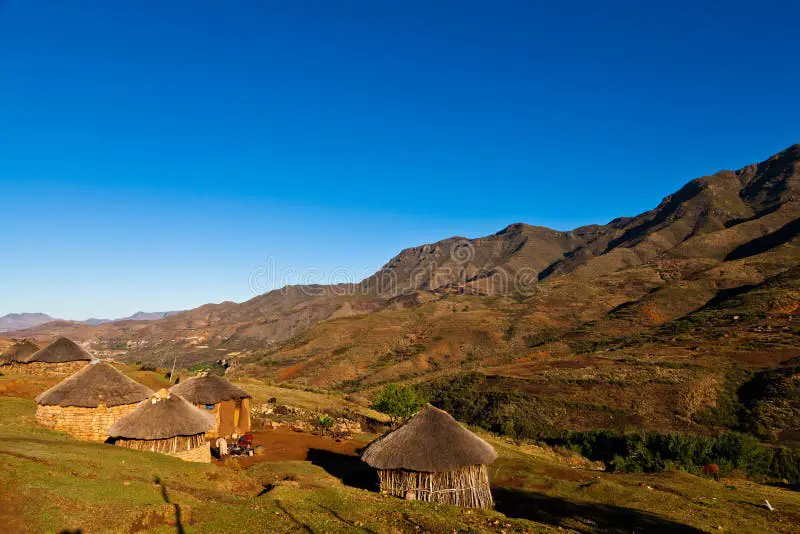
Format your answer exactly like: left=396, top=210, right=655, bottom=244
left=2, top=1, right=798, bottom=319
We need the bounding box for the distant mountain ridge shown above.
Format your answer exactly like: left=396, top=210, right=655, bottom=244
left=0, top=313, right=55, bottom=333
left=0, top=310, right=183, bottom=332
left=80, top=311, right=184, bottom=325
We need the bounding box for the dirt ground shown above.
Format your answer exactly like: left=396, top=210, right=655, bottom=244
left=228, top=429, right=366, bottom=467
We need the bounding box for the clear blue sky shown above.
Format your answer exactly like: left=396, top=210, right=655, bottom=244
left=1, top=1, right=797, bottom=320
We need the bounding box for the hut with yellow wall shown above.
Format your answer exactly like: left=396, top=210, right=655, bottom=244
left=109, top=389, right=215, bottom=462
left=34, top=361, right=153, bottom=441
left=170, top=374, right=251, bottom=438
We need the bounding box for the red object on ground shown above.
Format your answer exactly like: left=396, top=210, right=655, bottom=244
left=701, top=464, right=720, bottom=479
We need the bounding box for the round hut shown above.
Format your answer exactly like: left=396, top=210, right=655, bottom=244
left=0, top=339, right=39, bottom=366
left=34, top=361, right=154, bottom=441
left=21, top=337, right=92, bottom=375
left=108, top=389, right=215, bottom=462
left=169, top=374, right=251, bottom=438
left=361, top=405, right=497, bottom=509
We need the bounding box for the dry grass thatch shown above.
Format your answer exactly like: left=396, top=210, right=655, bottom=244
left=361, top=405, right=497, bottom=472
left=108, top=389, right=214, bottom=440
left=35, top=362, right=153, bottom=408
left=0, top=339, right=39, bottom=364
left=169, top=374, right=251, bottom=404
left=25, top=337, right=92, bottom=363
left=377, top=465, right=494, bottom=509
left=115, top=433, right=206, bottom=453
left=114, top=434, right=211, bottom=462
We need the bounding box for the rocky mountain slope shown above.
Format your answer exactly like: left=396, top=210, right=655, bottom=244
left=9, top=145, right=800, bottom=441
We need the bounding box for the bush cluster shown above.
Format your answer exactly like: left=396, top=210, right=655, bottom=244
left=544, top=430, right=800, bottom=483
left=418, top=372, right=800, bottom=483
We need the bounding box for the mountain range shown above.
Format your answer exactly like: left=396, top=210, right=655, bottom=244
left=0, top=313, right=55, bottom=334
left=6, top=144, right=799, bottom=443
left=0, top=311, right=183, bottom=333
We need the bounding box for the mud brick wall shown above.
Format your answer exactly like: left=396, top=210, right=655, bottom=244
left=35, top=402, right=138, bottom=441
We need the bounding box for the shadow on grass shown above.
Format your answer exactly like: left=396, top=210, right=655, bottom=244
left=306, top=448, right=378, bottom=492
left=276, top=501, right=315, bottom=533
left=317, top=505, right=379, bottom=534
left=493, top=487, right=705, bottom=533
left=154, top=476, right=186, bottom=534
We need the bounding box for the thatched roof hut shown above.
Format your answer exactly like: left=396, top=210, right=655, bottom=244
left=26, top=337, right=93, bottom=363
left=170, top=374, right=252, bottom=438
left=0, top=339, right=39, bottom=365
left=34, top=361, right=153, bottom=441
left=361, top=405, right=497, bottom=509
left=109, top=389, right=215, bottom=462
left=21, top=337, right=92, bottom=375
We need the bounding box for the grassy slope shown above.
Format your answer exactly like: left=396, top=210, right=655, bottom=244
left=1, top=375, right=800, bottom=533
left=0, top=396, right=549, bottom=533
left=228, top=248, right=798, bottom=439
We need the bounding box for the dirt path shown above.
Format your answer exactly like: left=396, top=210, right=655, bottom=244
left=229, top=429, right=365, bottom=467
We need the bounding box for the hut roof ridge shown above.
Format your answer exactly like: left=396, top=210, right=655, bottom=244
left=361, top=404, right=497, bottom=472
left=169, top=374, right=250, bottom=404
left=25, top=337, right=92, bottom=363
left=35, top=362, right=154, bottom=408
left=108, top=390, right=215, bottom=440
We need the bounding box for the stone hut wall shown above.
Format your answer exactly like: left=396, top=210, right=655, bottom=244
left=172, top=442, right=211, bottom=463
left=15, top=361, right=88, bottom=377
left=35, top=402, right=139, bottom=441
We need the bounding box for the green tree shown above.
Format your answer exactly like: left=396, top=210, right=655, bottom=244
left=316, top=414, right=334, bottom=436
left=371, top=384, right=426, bottom=424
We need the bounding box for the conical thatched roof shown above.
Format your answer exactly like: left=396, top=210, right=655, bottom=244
left=108, top=389, right=215, bottom=440
left=361, top=405, right=497, bottom=472
left=35, top=362, right=153, bottom=408
left=25, top=337, right=92, bottom=363
left=0, top=340, right=39, bottom=364
left=169, top=374, right=251, bottom=405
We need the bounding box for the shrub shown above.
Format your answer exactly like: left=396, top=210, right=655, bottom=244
left=371, top=384, right=427, bottom=424
left=316, top=414, right=335, bottom=435
left=500, top=420, right=517, bottom=438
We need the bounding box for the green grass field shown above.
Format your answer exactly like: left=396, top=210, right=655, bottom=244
left=1, top=378, right=799, bottom=533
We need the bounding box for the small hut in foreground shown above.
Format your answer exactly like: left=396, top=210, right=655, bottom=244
left=108, top=389, right=215, bottom=462
left=35, top=361, right=153, bottom=441
left=361, top=405, right=497, bottom=509
left=0, top=339, right=39, bottom=366
left=22, top=337, right=92, bottom=375
left=170, top=374, right=251, bottom=438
